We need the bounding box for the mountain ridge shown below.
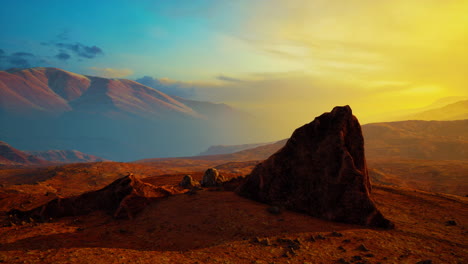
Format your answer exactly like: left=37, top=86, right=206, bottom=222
left=0, top=67, right=263, bottom=161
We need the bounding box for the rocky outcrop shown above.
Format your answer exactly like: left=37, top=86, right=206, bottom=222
left=179, top=175, right=201, bottom=189
left=9, top=173, right=181, bottom=221
left=237, top=106, right=393, bottom=228
left=201, top=168, right=225, bottom=187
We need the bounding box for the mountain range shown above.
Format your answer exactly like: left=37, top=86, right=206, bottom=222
left=0, top=67, right=262, bottom=161
left=0, top=141, right=107, bottom=165
left=0, top=141, right=47, bottom=166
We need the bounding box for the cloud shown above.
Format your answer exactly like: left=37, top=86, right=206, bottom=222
left=11, top=52, right=35, bottom=57
left=88, top=67, right=134, bottom=78
left=0, top=50, right=40, bottom=69
left=56, top=42, right=103, bottom=59
left=56, top=29, right=70, bottom=40
left=135, top=76, right=197, bottom=98
left=216, top=75, right=243, bottom=83
left=55, top=52, right=71, bottom=61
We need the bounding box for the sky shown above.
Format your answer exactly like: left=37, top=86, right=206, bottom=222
left=1, top=0, right=467, bottom=137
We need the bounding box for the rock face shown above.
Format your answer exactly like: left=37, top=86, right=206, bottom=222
left=201, top=168, right=225, bottom=187
left=237, top=106, right=393, bottom=228
left=179, top=175, right=201, bottom=189
left=9, top=173, right=181, bottom=221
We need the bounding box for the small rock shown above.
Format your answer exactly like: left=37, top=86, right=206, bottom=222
left=342, top=239, right=351, bottom=243
left=262, top=238, right=272, bottom=246
left=330, top=231, right=344, bottom=237
left=352, top=255, right=362, bottom=261
left=356, top=244, right=370, bottom=251
left=364, top=253, right=374, bottom=258
left=416, top=260, right=432, bottom=264
left=337, top=246, right=346, bottom=252
left=187, top=188, right=199, bottom=195
left=267, top=206, right=282, bottom=215
left=309, top=236, right=316, bottom=242
left=76, top=227, right=85, bottom=232
left=277, top=238, right=300, bottom=250
left=201, top=168, right=225, bottom=187
left=316, top=234, right=326, bottom=240
left=283, top=248, right=296, bottom=258
left=118, top=229, right=128, bottom=234
left=179, top=175, right=200, bottom=189
left=337, top=258, right=350, bottom=264
left=445, top=220, right=457, bottom=226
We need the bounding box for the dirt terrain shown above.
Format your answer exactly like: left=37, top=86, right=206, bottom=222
left=0, top=162, right=466, bottom=263
left=0, top=181, right=466, bottom=263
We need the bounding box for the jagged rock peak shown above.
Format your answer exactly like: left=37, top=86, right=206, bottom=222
left=237, top=105, right=393, bottom=228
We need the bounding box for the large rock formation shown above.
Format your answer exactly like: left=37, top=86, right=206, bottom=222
left=237, top=106, right=393, bottom=228
left=9, top=173, right=181, bottom=221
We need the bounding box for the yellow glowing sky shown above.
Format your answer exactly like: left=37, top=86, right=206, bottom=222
left=188, top=0, right=468, bottom=135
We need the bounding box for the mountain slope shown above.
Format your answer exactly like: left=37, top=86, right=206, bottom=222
left=0, top=141, right=48, bottom=166
left=0, top=67, right=261, bottom=161
left=198, top=142, right=274, bottom=156
left=0, top=68, right=202, bottom=119
left=195, top=119, right=468, bottom=161
left=402, top=99, right=468, bottom=121
left=26, top=150, right=107, bottom=163
left=363, top=119, right=468, bottom=160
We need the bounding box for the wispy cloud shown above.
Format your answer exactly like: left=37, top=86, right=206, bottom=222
left=216, top=75, right=244, bottom=83
left=0, top=50, right=39, bottom=69
left=87, top=67, right=133, bottom=78
left=55, top=43, right=103, bottom=59
left=135, top=76, right=197, bottom=98
left=55, top=52, right=71, bottom=61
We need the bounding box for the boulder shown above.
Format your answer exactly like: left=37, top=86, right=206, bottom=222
left=201, top=168, right=225, bottom=187
left=237, top=106, right=393, bottom=228
left=179, top=175, right=201, bottom=189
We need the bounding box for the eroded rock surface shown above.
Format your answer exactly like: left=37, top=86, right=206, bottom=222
left=201, top=168, right=225, bottom=187
left=9, top=173, right=181, bottom=221
left=237, top=106, right=393, bottom=228
left=179, top=175, right=201, bottom=189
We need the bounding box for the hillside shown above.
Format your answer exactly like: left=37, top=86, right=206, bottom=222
left=402, top=99, right=468, bottom=121
left=194, top=119, right=468, bottom=161
left=363, top=119, right=468, bottom=160
left=0, top=141, right=48, bottom=166
left=0, top=67, right=261, bottom=161
left=26, top=150, right=107, bottom=163
left=198, top=142, right=276, bottom=156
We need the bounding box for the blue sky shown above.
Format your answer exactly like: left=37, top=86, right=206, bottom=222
left=0, top=0, right=290, bottom=81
